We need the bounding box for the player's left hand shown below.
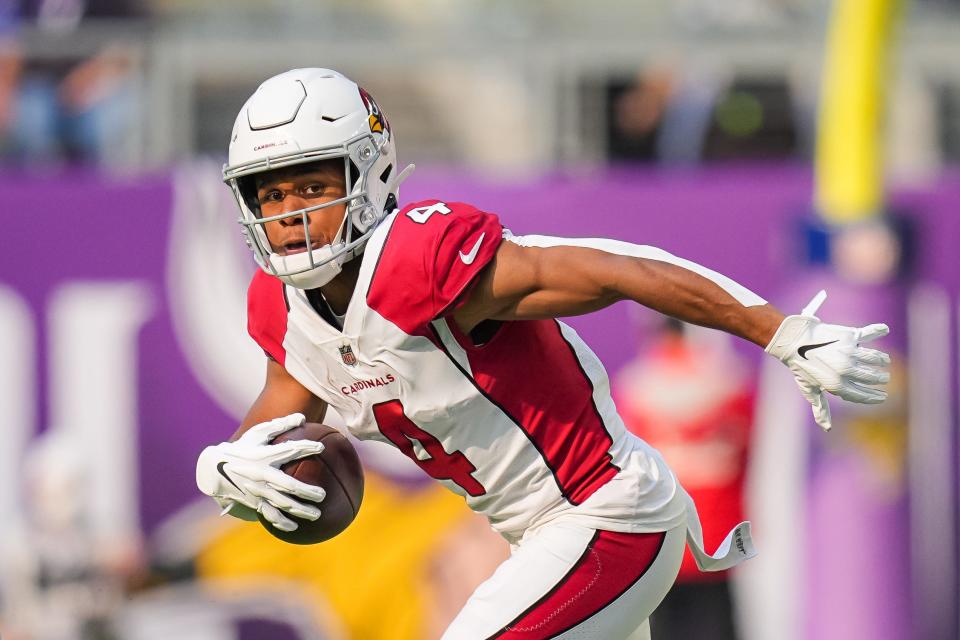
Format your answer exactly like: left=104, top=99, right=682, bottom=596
left=765, top=290, right=891, bottom=431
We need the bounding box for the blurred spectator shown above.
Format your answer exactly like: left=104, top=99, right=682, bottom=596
left=607, top=67, right=676, bottom=161
left=614, top=318, right=755, bottom=640
left=605, top=65, right=722, bottom=164
left=605, top=66, right=803, bottom=164
left=0, top=0, right=144, bottom=168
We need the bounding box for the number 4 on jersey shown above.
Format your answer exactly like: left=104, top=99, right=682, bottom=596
left=406, top=202, right=451, bottom=224
left=373, top=400, right=486, bottom=496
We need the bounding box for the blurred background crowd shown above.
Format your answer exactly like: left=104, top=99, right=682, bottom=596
left=0, top=1, right=958, bottom=639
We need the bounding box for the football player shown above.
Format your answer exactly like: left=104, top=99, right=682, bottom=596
left=196, top=69, right=890, bottom=640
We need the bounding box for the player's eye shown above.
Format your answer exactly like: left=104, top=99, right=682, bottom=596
left=261, top=189, right=283, bottom=203
left=303, top=183, right=326, bottom=196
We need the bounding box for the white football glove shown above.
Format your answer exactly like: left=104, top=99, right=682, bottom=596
left=765, top=290, right=891, bottom=432
left=196, top=413, right=327, bottom=532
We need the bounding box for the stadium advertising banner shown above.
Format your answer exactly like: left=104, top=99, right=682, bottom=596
left=0, top=165, right=956, bottom=638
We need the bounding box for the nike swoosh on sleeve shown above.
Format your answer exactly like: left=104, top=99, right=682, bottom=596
left=217, top=461, right=243, bottom=492
left=798, top=340, right=839, bottom=359
left=458, top=232, right=486, bottom=265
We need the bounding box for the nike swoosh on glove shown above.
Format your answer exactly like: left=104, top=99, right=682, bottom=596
left=765, top=290, right=891, bottom=432
left=196, top=413, right=327, bottom=532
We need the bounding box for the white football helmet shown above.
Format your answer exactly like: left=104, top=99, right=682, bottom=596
left=223, top=68, right=413, bottom=289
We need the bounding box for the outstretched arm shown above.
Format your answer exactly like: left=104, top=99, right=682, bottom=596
left=454, top=236, right=783, bottom=346
left=454, top=234, right=890, bottom=431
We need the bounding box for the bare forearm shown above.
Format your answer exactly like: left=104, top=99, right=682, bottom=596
left=526, top=247, right=784, bottom=346
left=461, top=237, right=784, bottom=347
left=232, top=359, right=327, bottom=440
left=610, top=256, right=784, bottom=346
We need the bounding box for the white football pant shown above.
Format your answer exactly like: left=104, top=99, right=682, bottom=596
left=442, top=522, right=685, bottom=639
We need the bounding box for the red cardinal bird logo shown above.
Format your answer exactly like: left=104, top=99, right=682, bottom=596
left=358, top=87, right=390, bottom=135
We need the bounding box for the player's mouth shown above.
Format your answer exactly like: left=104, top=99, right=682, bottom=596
left=278, top=239, right=323, bottom=256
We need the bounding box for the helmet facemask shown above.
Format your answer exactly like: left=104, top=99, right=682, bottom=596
left=225, top=132, right=395, bottom=289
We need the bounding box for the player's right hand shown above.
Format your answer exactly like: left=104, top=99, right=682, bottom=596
left=196, top=413, right=327, bottom=532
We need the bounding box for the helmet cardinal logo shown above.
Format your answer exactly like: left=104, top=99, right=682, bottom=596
left=358, top=87, right=390, bottom=135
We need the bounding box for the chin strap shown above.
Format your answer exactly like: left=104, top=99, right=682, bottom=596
left=801, top=289, right=827, bottom=316
left=386, top=163, right=416, bottom=197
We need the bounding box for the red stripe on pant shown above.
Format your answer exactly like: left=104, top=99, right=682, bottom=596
left=489, top=530, right=667, bottom=639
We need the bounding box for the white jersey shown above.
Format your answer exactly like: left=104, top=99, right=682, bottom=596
left=247, top=200, right=691, bottom=545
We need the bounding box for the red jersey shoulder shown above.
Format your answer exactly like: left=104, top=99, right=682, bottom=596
left=247, top=269, right=289, bottom=365
left=367, top=199, right=503, bottom=336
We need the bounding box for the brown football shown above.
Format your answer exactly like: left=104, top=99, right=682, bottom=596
left=259, top=423, right=364, bottom=545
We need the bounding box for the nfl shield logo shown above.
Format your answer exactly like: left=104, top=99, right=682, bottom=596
left=338, top=343, right=358, bottom=367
